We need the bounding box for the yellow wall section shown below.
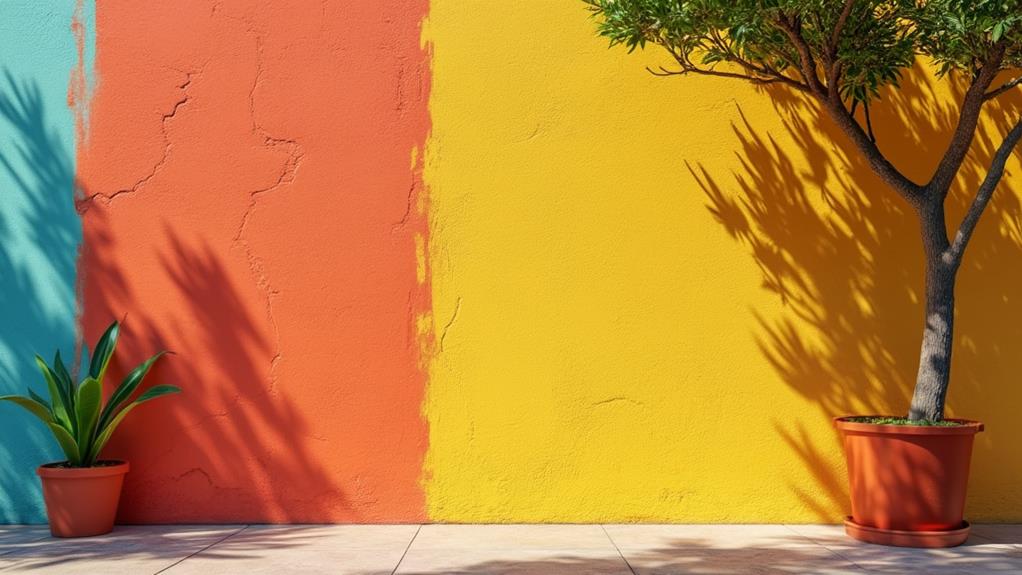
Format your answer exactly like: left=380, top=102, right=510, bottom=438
left=423, top=1, right=1022, bottom=522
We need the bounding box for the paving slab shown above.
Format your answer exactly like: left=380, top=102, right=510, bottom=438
left=970, top=524, right=1022, bottom=546
left=788, top=524, right=1022, bottom=574
left=0, top=527, right=50, bottom=557
left=395, top=548, right=633, bottom=575
left=605, top=525, right=865, bottom=574
left=0, top=524, right=1019, bottom=574
left=605, top=524, right=823, bottom=550
left=412, top=524, right=616, bottom=550
left=0, top=525, right=243, bottom=573
left=394, top=525, right=630, bottom=574
left=161, top=524, right=419, bottom=575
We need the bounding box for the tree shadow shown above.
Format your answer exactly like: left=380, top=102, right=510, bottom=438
left=0, top=72, right=82, bottom=523
left=389, top=526, right=1022, bottom=574
left=691, top=65, right=1022, bottom=521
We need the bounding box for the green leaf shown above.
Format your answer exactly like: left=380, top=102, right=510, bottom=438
left=27, top=388, right=51, bottom=411
left=993, top=21, right=1005, bottom=41
left=0, top=395, right=55, bottom=426
left=35, top=355, right=73, bottom=432
left=53, top=350, right=73, bottom=392
left=88, top=321, right=119, bottom=383
left=74, top=377, right=103, bottom=464
left=97, top=351, right=166, bottom=433
left=91, top=385, right=180, bottom=461
left=46, top=422, right=81, bottom=466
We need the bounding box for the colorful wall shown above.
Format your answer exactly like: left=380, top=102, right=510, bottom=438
left=2, top=1, right=1021, bottom=524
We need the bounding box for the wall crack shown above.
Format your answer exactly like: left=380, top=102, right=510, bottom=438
left=231, top=34, right=305, bottom=395
left=78, top=69, right=203, bottom=212
left=439, top=297, right=462, bottom=352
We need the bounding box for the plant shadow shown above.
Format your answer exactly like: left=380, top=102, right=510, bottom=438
left=0, top=72, right=82, bottom=523
left=77, top=217, right=350, bottom=522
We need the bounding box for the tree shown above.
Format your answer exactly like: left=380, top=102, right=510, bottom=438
left=584, top=0, right=1022, bottom=421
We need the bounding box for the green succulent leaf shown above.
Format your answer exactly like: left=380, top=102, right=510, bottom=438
left=88, top=321, right=119, bottom=383
left=53, top=350, right=73, bottom=393
left=0, top=395, right=55, bottom=426
left=97, top=351, right=166, bottom=433
left=2, top=319, right=179, bottom=467
left=27, top=388, right=51, bottom=411
left=91, top=384, right=180, bottom=461
left=46, top=422, right=81, bottom=466
left=74, top=377, right=103, bottom=464
left=35, top=355, right=73, bottom=432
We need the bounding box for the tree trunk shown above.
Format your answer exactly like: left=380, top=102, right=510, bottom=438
left=908, top=237, right=958, bottom=421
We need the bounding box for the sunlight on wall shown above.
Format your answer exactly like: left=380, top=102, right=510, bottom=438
left=423, top=0, right=1022, bottom=522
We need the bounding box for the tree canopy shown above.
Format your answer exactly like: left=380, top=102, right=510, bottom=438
left=584, top=0, right=1022, bottom=420
left=584, top=1, right=1022, bottom=107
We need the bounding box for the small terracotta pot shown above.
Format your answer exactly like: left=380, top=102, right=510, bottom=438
left=37, top=461, right=129, bottom=538
left=834, top=416, right=983, bottom=548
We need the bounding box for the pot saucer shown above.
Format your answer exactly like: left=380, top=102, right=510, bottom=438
left=844, top=517, right=971, bottom=548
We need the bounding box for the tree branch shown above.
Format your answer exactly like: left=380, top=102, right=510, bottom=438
left=771, top=9, right=920, bottom=203
left=985, top=76, right=1022, bottom=101
left=824, top=100, right=925, bottom=204
left=659, top=51, right=810, bottom=93
left=863, top=100, right=875, bottom=144
left=926, top=44, right=1007, bottom=196
left=774, top=15, right=827, bottom=96
left=948, top=118, right=1022, bottom=264
left=830, top=0, right=856, bottom=55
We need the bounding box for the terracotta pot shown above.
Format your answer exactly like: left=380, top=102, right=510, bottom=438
left=834, top=416, right=983, bottom=548
left=36, top=461, right=129, bottom=538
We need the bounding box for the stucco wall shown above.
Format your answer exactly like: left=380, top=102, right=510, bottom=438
left=0, top=0, right=92, bottom=523
left=422, top=0, right=1022, bottom=523
left=1, top=0, right=1021, bottom=523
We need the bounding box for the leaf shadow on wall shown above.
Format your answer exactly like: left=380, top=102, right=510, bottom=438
left=690, top=65, right=1022, bottom=520
left=79, top=212, right=348, bottom=522
left=0, top=72, right=81, bottom=522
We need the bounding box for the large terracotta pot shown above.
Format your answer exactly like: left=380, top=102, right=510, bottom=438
left=37, top=461, right=129, bottom=538
left=834, top=417, right=983, bottom=548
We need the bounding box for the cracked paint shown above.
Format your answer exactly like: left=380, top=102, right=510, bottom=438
left=76, top=0, right=432, bottom=522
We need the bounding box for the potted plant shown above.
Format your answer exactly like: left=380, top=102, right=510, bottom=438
left=0, top=321, right=179, bottom=537
left=584, top=0, right=1021, bottom=547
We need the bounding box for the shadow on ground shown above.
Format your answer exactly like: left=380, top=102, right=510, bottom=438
left=4, top=525, right=1022, bottom=574
left=690, top=65, right=1022, bottom=520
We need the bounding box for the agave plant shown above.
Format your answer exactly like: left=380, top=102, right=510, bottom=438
left=0, top=321, right=180, bottom=467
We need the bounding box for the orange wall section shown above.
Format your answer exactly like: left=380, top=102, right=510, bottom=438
left=76, top=0, right=432, bottom=522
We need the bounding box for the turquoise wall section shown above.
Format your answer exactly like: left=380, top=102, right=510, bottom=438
left=0, top=0, right=92, bottom=522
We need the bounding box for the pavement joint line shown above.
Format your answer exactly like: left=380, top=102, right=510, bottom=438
left=781, top=524, right=870, bottom=573
left=600, top=524, right=638, bottom=575
left=153, top=524, right=251, bottom=575
left=390, top=523, right=422, bottom=575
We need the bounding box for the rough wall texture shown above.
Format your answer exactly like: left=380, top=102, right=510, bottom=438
left=0, top=0, right=92, bottom=523
left=422, top=1, right=1022, bottom=522
left=1, top=0, right=1022, bottom=524
left=75, top=0, right=431, bottom=522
